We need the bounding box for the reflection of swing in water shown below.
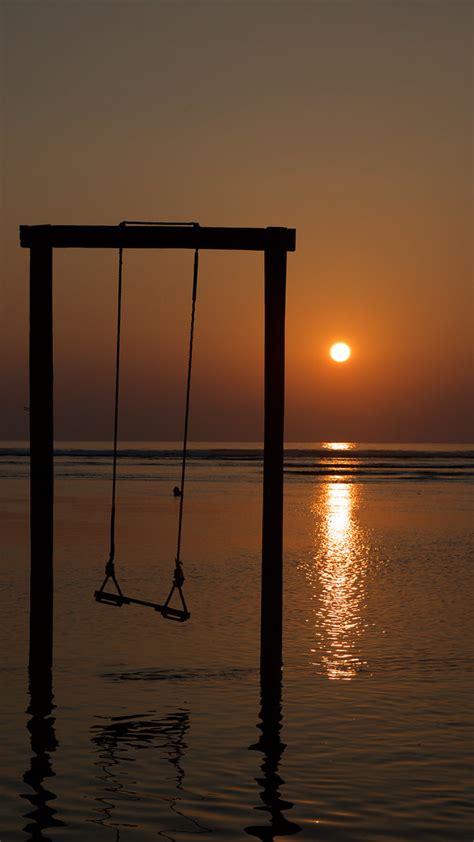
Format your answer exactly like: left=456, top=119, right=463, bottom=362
left=90, top=709, right=209, bottom=838
left=95, top=224, right=200, bottom=622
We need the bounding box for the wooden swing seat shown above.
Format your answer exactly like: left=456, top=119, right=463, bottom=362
left=94, top=589, right=190, bottom=622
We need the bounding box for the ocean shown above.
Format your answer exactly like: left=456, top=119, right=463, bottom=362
left=1, top=442, right=472, bottom=840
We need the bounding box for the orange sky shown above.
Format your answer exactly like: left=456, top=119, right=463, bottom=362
left=1, top=0, right=472, bottom=442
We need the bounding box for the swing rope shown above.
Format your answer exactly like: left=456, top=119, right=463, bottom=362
left=98, top=245, right=124, bottom=598
left=96, top=220, right=200, bottom=620
left=163, top=244, right=199, bottom=615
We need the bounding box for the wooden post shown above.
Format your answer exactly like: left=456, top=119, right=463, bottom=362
left=261, top=234, right=287, bottom=684
left=29, top=245, right=54, bottom=682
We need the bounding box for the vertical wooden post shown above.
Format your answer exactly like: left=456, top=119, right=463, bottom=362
left=261, top=232, right=287, bottom=684
left=29, top=245, right=54, bottom=682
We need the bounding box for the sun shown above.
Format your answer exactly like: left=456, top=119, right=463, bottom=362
left=330, top=342, right=351, bottom=363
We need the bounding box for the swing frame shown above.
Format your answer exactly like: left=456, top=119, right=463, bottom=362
left=22, top=223, right=295, bottom=684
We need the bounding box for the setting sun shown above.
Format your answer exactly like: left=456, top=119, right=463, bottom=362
left=330, top=342, right=351, bottom=363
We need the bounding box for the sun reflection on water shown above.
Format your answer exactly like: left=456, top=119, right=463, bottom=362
left=306, top=482, right=369, bottom=680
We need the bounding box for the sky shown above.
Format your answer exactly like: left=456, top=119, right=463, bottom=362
left=1, top=0, right=472, bottom=443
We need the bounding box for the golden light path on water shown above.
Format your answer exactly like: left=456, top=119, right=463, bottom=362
left=304, top=473, right=369, bottom=681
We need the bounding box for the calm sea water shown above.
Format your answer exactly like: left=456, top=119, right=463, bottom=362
left=0, top=442, right=472, bottom=841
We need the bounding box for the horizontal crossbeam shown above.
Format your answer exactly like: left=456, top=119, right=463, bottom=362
left=20, top=224, right=296, bottom=252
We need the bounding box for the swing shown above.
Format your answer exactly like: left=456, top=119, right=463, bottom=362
left=94, top=221, right=200, bottom=622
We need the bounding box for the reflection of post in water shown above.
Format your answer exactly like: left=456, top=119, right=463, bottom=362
left=22, top=667, right=64, bottom=840
left=246, top=673, right=300, bottom=839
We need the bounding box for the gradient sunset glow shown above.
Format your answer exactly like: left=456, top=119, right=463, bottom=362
left=2, top=1, right=472, bottom=443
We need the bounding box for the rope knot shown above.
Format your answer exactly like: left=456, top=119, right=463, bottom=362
left=105, top=558, right=115, bottom=578
left=174, top=562, right=185, bottom=587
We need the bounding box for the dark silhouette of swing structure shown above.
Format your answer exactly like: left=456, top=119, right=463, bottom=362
left=21, top=222, right=296, bottom=688
left=94, top=223, right=199, bottom=621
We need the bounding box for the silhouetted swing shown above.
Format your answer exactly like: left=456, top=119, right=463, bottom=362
left=95, top=226, right=199, bottom=622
